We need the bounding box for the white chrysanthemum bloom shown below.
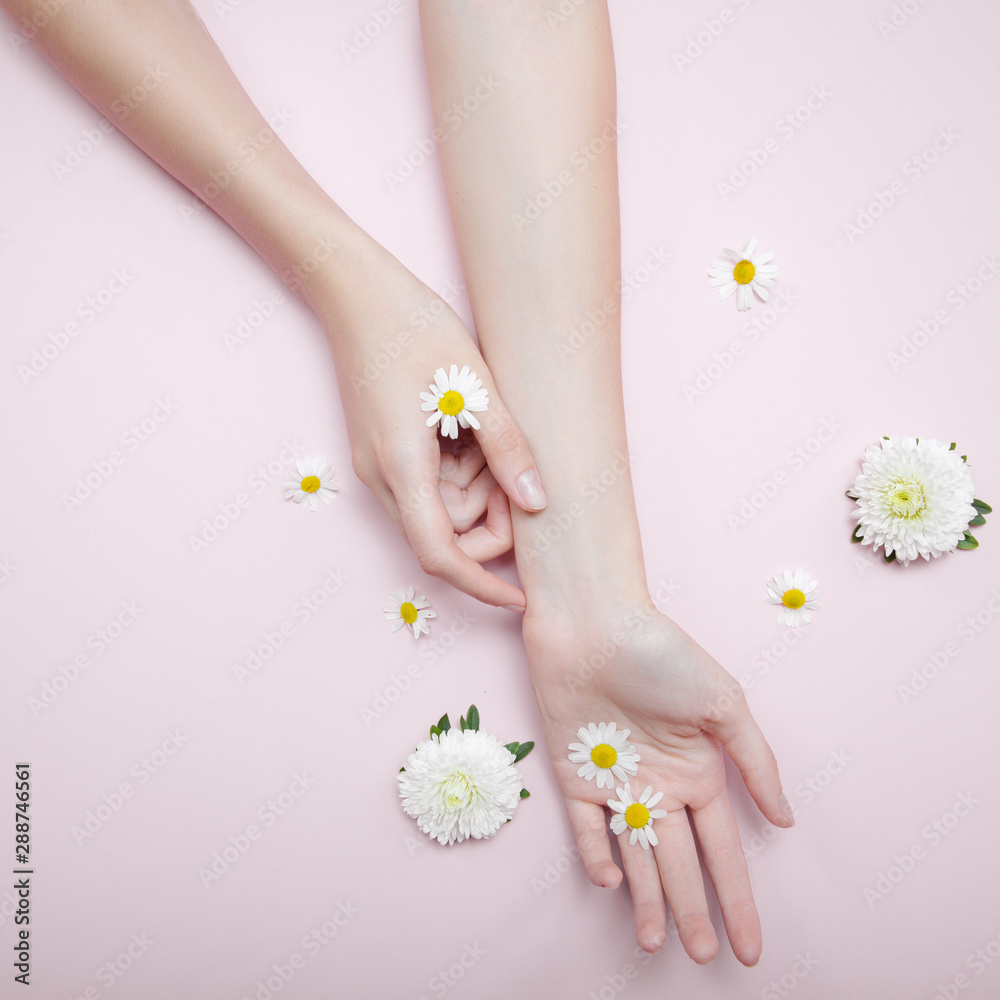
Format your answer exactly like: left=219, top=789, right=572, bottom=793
left=568, top=721, right=641, bottom=789
left=283, top=457, right=339, bottom=511
left=708, top=236, right=779, bottom=311
left=608, top=782, right=669, bottom=851
left=764, top=569, right=821, bottom=627
left=384, top=586, right=437, bottom=638
left=848, top=437, right=977, bottom=565
left=398, top=729, right=524, bottom=845
left=419, top=364, right=490, bottom=440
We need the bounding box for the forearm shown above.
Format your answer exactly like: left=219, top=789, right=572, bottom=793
left=419, top=0, right=647, bottom=614
left=2, top=0, right=367, bottom=314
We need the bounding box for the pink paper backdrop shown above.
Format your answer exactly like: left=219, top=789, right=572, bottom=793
left=3, top=1, right=1000, bottom=998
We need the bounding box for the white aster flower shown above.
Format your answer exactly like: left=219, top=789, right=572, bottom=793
left=608, top=782, right=669, bottom=851
left=848, top=437, right=978, bottom=565
left=384, top=586, right=437, bottom=638
left=398, top=729, right=524, bottom=845
left=764, top=569, right=821, bottom=627
left=708, top=236, right=779, bottom=311
left=568, top=721, right=641, bottom=789
left=419, top=364, right=490, bottom=440
left=283, top=457, right=339, bottom=511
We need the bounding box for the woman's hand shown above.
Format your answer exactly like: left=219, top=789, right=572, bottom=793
left=314, top=240, right=547, bottom=609
left=523, top=603, right=793, bottom=965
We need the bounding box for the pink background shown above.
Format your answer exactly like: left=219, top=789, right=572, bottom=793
left=3, top=1, right=1000, bottom=997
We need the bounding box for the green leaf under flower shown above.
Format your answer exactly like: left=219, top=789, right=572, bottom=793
left=957, top=532, right=979, bottom=550
left=466, top=705, right=480, bottom=732
left=973, top=499, right=992, bottom=514
left=519, top=789, right=530, bottom=799
left=513, top=742, right=534, bottom=762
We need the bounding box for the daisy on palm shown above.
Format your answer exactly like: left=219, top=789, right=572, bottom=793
left=384, top=586, right=437, bottom=638
left=708, top=236, right=778, bottom=311
left=764, top=569, right=820, bottom=627
left=608, top=782, right=669, bottom=850
left=567, top=721, right=640, bottom=789
left=283, top=457, right=339, bottom=511
left=420, top=364, right=490, bottom=440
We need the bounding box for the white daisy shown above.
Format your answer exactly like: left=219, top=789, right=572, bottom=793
left=283, top=457, right=339, bottom=511
left=764, top=569, right=821, bottom=627
left=398, top=729, right=525, bottom=845
left=419, top=364, right=490, bottom=440
left=847, top=437, right=978, bottom=565
left=708, top=236, right=779, bottom=311
left=384, top=586, right=437, bottom=638
left=608, top=782, right=669, bottom=851
left=567, top=721, right=641, bottom=789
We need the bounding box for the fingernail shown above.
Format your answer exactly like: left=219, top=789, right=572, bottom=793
left=779, top=792, right=796, bottom=827
left=516, top=470, right=547, bottom=511
left=503, top=604, right=526, bottom=613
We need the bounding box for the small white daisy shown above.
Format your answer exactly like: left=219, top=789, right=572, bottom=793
left=398, top=729, right=525, bottom=845
left=608, top=782, right=669, bottom=851
left=847, top=437, right=979, bottom=565
left=567, top=721, right=641, bottom=789
left=283, top=457, right=339, bottom=511
left=419, top=364, right=490, bottom=440
left=764, top=569, right=821, bottom=627
left=384, top=586, right=437, bottom=638
left=708, top=236, right=779, bottom=311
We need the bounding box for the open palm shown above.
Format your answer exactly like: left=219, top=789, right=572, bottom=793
left=523, top=606, right=793, bottom=965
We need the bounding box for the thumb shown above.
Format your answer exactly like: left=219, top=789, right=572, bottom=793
left=473, top=389, right=548, bottom=514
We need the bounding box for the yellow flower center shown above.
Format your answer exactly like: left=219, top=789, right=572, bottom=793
left=399, top=602, right=419, bottom=624
left=624, top=803, right=650, bottom=829
left=591, top=744, right=617, bottom=769
left=438, top=390, right=465, bottom=416
left=300, top=475, right=321, bottom=493
left=733, top=259, right=756, bottom=285
left=782, top=588, right=806, bottom=609
left=886, top=477, right=927, bottom=518
left=441, top=772, right=475, bottom=809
